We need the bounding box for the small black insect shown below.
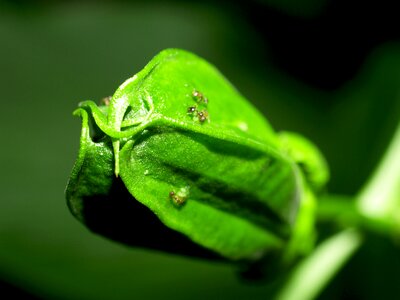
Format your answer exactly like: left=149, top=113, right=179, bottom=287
left=188, top=90, right=209, bottom=123
left=187, top=106, right=197, bottom=113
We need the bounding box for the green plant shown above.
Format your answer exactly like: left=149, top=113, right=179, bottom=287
left=66, top=49, right=400, bottom=299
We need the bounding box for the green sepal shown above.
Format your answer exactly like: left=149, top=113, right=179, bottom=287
left=66, top=108, right=114, bottom=222
left=119, top=129, right=301, bottom=260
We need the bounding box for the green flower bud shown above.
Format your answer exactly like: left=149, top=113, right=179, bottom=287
left=66, top=49, right=328, bottom=263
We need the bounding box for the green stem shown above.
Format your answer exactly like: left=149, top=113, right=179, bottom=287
left=276, top=229, right=363, bottom=300
left=277, top=121, right=400, bottom=300
left=318, top=195, right=394, bottom=237
left=357, top=122, right=400, bottom=225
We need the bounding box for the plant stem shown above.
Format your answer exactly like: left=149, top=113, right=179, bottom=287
left=278, top=121, right=400, bottom=300
left=357, top=122, right=400, bottom=229
left=318, top=195, right=393, bottom=237
left=275, top=228, right=363, bottom=300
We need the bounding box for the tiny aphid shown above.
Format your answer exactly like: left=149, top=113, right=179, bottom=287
left=187, top=106, right=197, bottom=113
left=192, top=90, right=202, bottom=98
left=197, top=110, right=209, bottom=123
left=169, top=191, right=187, bottom=206
left=100, top=96, right=112, bottom=106
left=187, top=106, right=208, bottom=123
left=192, top=90, right=208, bottom=104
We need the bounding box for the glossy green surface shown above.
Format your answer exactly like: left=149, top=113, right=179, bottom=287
left=67, top=49, right=328, bottom=262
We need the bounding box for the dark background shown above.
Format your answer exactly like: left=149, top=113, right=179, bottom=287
left=0, top=0, right=399, bottom=299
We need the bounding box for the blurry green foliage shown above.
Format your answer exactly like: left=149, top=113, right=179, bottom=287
left=255, top=0, right=328, bottom=17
